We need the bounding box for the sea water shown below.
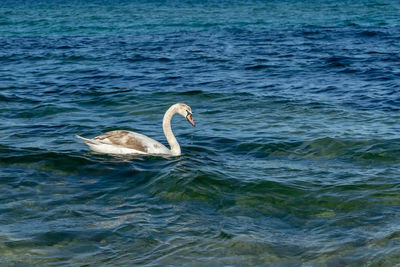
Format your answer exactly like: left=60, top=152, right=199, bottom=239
left=1, top=0, right=400, bottom=265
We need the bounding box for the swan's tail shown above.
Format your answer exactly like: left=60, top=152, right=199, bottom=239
left=75, top=135, right=98, bottom=145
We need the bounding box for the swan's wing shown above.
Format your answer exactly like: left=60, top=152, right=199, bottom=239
left=93, top=130, right=147, bottom=152
left=92, top=130, right=169, bottom=154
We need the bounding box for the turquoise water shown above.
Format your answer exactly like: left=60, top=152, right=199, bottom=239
left=1, top=1, right=400, bottom=265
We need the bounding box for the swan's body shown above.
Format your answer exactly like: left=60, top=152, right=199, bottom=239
left=76, top=130, right=171, bottom=155
left=76, top=103, right=195, bottom=156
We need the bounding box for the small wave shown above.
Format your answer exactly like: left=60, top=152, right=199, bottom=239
left=126, top=54, right=152, bottom=62
left=358, top=30, right=382, bottom=37
left=56, top=45, right=72, bottom=49
left=0, top=93, right=41, bottom=104
left=325, top=56, right=352, bottom=68
left=219, top=137, right=400, bottom=164
left=150, top=90, right=254, bottom=100
left=0, top=145, right=94, bottom=169
left=9, top=104, right=80, bottom=119
left=179, top=90, right=204, bottom=95
left=158, top=57, right=172, bottom=62
left=245, top=64, right=271, bottom=70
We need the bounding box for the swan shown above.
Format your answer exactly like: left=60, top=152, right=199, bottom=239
left=76, top=103, right=195, bottom=156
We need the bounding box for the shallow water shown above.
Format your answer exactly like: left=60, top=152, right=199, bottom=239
left=1, top=0, right=400, bottom=266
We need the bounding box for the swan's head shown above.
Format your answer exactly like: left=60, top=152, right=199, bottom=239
left=175, top=103, right=195, bottom=127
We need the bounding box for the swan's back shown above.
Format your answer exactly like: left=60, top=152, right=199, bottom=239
left=79, top=130, right=170, bottom=155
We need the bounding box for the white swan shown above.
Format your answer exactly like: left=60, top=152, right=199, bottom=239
left=76, top=103, right=195, bottom=156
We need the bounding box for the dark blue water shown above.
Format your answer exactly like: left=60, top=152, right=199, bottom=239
left=1, top=1, right=400, bottom=265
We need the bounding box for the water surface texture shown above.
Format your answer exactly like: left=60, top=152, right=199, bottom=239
left=1, top=0, right=400, bottom=266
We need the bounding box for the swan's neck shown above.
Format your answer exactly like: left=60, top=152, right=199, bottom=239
left=162, top=106, right=181, bottom=156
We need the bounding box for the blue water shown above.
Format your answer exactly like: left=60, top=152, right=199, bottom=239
left=1, top=1, right=400, bottom=265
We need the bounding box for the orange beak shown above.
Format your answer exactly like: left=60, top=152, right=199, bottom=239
left=186, top=113, right=195, bottom=127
